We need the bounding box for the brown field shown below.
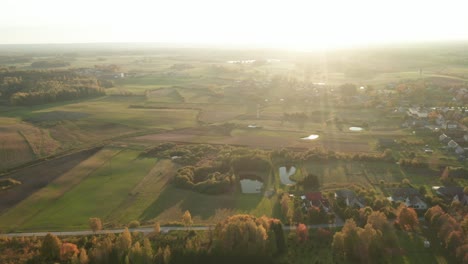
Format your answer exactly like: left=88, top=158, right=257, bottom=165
left=0, top=147, right=101, bottom=214
left=133, top=128, right=372, bottom=152
left=198, top=110, right=245, bottom=123
left=0, top=127, right=35, bottom=170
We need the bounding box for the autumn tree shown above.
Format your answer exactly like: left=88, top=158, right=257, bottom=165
left=280, top=194, right=291, bottom=222
left=425, top=205, right=444, bottom=224
left=129, top=241, right=143, bottom=264
left=89, top=217, right=102, bottom=233
left=117, top=227, right=132, bottom=258
left=41, top=233, right=62, bottom=261
left=182, top=210, right=193, bottom=229
left=154, top=221, right=161, bottom=234
left=60, top=242, right=79, bottom=262
left=79, top=248, right=89, bottom=264
left=296, top=223, right=308, bottom=243
left=441, top=166, right=450, bottom=183
left=332, top=218, right=389, bottom=263
left=163, top=245, right=171, bottom=264
left=142, top=238, right=154, bottom=264
left=214, top=214, right=271, bottom=256
left=396, top=205, right=419, bottom=231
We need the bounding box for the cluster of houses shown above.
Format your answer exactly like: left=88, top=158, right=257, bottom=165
left=439, top=133, right=468, bottom=158
left=299, top=192, right=331, bottom=212
left=294, top=186, right=467, bottom=216
left=402, top=106, right=468, bottom=159
left=74, top=65, right=127, bottom=79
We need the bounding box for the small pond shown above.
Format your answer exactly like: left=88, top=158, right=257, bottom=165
left=349, top=127, right=363, bottom=132
left=239, top=174, right=264, bottom=194
left=301, top=134, right=319, bottom=140
left=279, top=166, right=296, bottom=185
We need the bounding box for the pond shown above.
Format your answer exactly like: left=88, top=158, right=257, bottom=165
left=349, top=127, right=363, bottom=132
left=239, top=174, right=264, bottom=194
left=279, top=166, right=296, bottom=185
left=301, top=134, right=319, bottom=140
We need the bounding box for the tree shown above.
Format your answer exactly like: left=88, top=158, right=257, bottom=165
left=142, top=238, right=153, bottom=264
left=117, top=228, right=132, bottom=253
left=163, top=245, right=171, bottom=264
left=182, top=210, right=193, bottom=229
left=280, top=194, right=290, bottom=222
left=300, top=173, right=320, bottom=189
left=89, top=218, right=102, bottom=233
left=366, top=211, right=389, bottom=232
left=214, top=214, right=271, bottom=256
left=60, top=243, right=79, bottom=262
left=296, top=223, right=308, bottom=243
left=154, top=222, right=161, bottom=234
left=424, top=205, right=444, bottom=224
left=402, top=178, right=410, bottom=185
left=441, top=167, right=450, bottom=183
left=41, top=233, right=61, bottom=261
left=79, top=248, right=89, bottom=264
left=396, top=205, right=419, bottom=231
left=129, top=242, right=143, bottom=264
left=419, top=186, right=427, bottom=196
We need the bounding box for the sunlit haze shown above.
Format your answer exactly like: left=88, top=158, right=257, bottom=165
left=2, top=0, right=468, bottom=49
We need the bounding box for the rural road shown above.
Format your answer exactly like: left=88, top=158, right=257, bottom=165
left=1, top=222, right=345, bottom=238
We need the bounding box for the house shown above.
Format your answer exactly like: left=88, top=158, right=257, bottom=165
left=435, top=115, right=446, bottom=126
left=303, top=192, right=330, bottom=212
left=407, top=107, right=428, bottom=119
left=445, top=121, right=459, bottom=130
left=387, top=187, right=427, bottom=210
left=435, top=186, right=468, bottom=205
left=334, top=189, right=365, bottom=208
left=455, top=146, right=465, bottom=155
left=439, top=133, right=449, bottom=142
left=448, top=140, right=458, bottom=149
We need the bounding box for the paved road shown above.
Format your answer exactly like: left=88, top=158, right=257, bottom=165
left=1, top=222, right=345, bottom=238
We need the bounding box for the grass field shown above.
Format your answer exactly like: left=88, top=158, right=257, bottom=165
left=0, top=148, right=155, bottom=231
left=0, top=148, right=120, bottom=230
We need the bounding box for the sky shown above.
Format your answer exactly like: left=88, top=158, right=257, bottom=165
left=2, top=0, right=468, bottom=50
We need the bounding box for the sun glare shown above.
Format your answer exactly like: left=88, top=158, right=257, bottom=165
left=1, top=0, right=468, bottom=48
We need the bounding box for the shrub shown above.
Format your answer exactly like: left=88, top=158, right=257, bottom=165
left=128, top=220, right=140, bottom=228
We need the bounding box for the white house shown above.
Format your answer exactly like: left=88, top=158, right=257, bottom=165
left=445, top=121, right=458, bottom=130
left=448, top=140, right=458, bottom=149
left=405, top=196, right=427, bottom=210
left=439, top=134, right=449, bottom=142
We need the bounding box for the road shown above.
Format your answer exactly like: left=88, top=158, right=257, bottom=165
left=1, top=222, right=345, bottom=238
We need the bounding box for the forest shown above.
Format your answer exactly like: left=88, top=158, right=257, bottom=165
left=0, top=70, right=105, bottom=105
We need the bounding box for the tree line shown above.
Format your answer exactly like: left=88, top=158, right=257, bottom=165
left=0, top=70, right=105, bottom=105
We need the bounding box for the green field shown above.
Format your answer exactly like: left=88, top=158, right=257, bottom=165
left=0, top=148, right=156, bottom=231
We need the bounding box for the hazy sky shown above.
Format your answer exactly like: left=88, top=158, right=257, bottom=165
left=2, top=0, right=468, bottom=49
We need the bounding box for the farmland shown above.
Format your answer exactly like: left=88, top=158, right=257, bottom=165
left=0, top=44, right=466, bottom=263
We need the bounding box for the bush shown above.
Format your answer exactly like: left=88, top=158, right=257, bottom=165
left=128, top=220, right=140, bottom=228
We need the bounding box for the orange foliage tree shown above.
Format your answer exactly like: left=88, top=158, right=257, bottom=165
left=60, top=243, right=79, bottom=261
